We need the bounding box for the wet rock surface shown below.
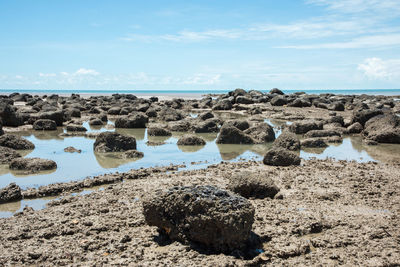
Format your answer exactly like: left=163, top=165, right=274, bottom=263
left=93, top=132, right=137, bottom=153
left=0, top=146, right=21, bottom=164
left=177, top=134, right=206, bottom=146
left=273, top=131, right=300, bottom=151
left=244, top=122, right=275, bottom=143
left=0, top=134, right=35, bottom=150
left=147, top=127, right=172, bottom=136
left=33, top=119, right=57, bottom=131
left=64, top=146, right=82, bottom=153
left=142, top=185, right=255, bottom=253
left=0, top=183, right=22, bottom=203
left=216, top=125, right=254, bottom=144
left=9, top=157, right=57, bottom=172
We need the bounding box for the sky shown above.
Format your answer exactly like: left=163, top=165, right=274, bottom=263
left=1, top=0, right=400, bottom=91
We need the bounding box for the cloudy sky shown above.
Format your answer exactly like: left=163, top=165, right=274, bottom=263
left=1, top=0, right=400, bottom=90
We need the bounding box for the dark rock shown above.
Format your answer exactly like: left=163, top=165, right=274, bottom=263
left=107, top=107, right=121, bottom=115
left=64, top=146, right=81, bottom=153
left=363, top=114, right=400, bottom=143
left=263, top=147, right=301, bottom=166
left=270, top=96, right=287, bottom=106
left=0, top=121, right=3, bottom=136
left=225, top=120, right=250, bottom=131
left=212, top=99, right=233, bottom=110
left=66, top=124, right=87, bottom=132
left=273, top=131, right=300, bottom=151
left=177, top=134, right=206, bottom=146
left=193, top=119, right=219, bottom=133
left=9, top=158, right=57, bottom=172
left=329, top=102, right=345, bottom=111
left=168, top=120, right=191, bottom=132
left=33, top=119, right=57, bottom=131
left=142, top=185, right=255, bottom=253
left=158, top=107, right=184, bottom=121
left=304, top=129, right=341, bottom=138
left=198, top=112, right=214, bottom=121
left=115, top=113, right=148, bottom=128
left=0, top=134, right=35, bottom=150
left=39, top=110, right=64, bottom=126
left=270, top=88, right=284, bottom=95
left=301, top=138, right=328, bottom=148
left=347, top=122, right=363, bottom=134
left=236, top=96, right=254, bottom=104
left=244, top=123, right=275, bottom=143
left=351, top=109, right=383, bottom=126
left=0, top=146, right=21, bottom=164
left=93, top=132, right=137, bottom=152
left=227, top=171, right=279, bottom=199
left=89, top=118, right=103, bottom=126
left=0, top=102, right=23, bottom=126
left=0, top=183, right=22, bottom=204
left=229, top=88, right=247, bottom=97
left=147, top=127, right=172, bottom=136
left=216, top=125, right=254, bottom=144
left=289, top=120, right=323, bottom=134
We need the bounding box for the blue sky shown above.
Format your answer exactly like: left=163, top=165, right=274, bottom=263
left=1, top=0, right=400, bottom=90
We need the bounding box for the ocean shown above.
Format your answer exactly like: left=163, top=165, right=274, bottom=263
left=1, top=89, right=400, bottom=96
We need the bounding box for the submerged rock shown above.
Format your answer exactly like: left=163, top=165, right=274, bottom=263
left=64, top=146, right=82, bottom=153
left=0, top=146, right=21, bottom=164
left=263, top=147, right=301, bottom=166
left=0, top=183, right=22, bottom=204
left=142, top=185, right=255, bottom=253
left=93, top=132, right=137, bottom=152
left=228, top=171, right=279, bottom=199
left=0, top=134, right=35, bottom=150
left=121, top=150, right=144, bottom=159
left=216, top=125, right=254, bottom=144
left=9, top=157, right=57, bottom=172
left=177, top=134, right=206, bottom=146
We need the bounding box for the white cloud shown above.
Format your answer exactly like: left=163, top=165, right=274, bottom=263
left=74, top=68, right=99, bottom=76
left=358, top=57, right=400, bottom=80
left=307, top=0, right=400, bottom=15
left=39, top=73, right=56, bottom=77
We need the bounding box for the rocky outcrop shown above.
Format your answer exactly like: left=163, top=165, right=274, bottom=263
left=347, top=122, right=363, bottom=134
left=115, top=113, right=148, bottom=128
left=263, top=147, right=301, bottom=166
left=304, top=129, right=341, bottom=138
left=93, top=132, right=137, bottom=152
left=228, top=171, right=279, bottom=199
left=300, top=138, right=328, bottom=148
left=39, top=110, right=64, bottom=126
left=0, top=102, right=23, bottom=127
left=9, top=158, right=57, bottom=172
left=177, top=134, right=206, bottom=146
left=272, top=131, right=300, bottom=151
left=0, top=134, right=35, bottom=150
left=33, top=119, right=57, bottom=131
left=216, top=125, right=254, bottom=144
left=212, top=99, right=233, bottom=110
left=147, top=127, right=172, bottom=136
left=142, top=185, right=255, bottom=253
left=244, top=123, right=275, bottom=143
left=0, top=146, right=21, bottom=164
left=351, top=109, right=383, bottom=126
left=0, top=183, right=22, bottom=204
left=289, top=120, right=323, bottom=134
left=64, top=146, right=82, bottom=153
left=66, top=124, right=87, bottom=132
left=363, top=114, right=400, bottom=143
left=193, top=119, right=219, bottom=133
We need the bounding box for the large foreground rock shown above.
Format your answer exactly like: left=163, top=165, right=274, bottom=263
left=0, top=134, right=35, bottom=150
left=0, top=102, right=23, bottom=126
left=263, top=147, right=301, bottom=166
left=0, top=146, right=21, bottom=164
left=177, top=134, right=206, bottom=146
left=273, top=131, right=300, bottom=151
left=93, top=132, right=137, bottom=152
left=216, top=125, right=254, bottom=144
left=363, top=114, right=400, bottom=143
left=0, top=183, right=22, bottom=204
left=142, top=185, right=255, bottom=253
left=9, top=158, right=57, bottom=172
left=33, top=119, right=57, bottom=131
left=228, top=171, right=279, bottom=199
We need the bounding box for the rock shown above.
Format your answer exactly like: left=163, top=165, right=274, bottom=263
left=198, top=111, right=214, bottom=121
left=227, top=171, right=279, bottom=199
left=64, top=146, right=81, bottom=153
left=270, top=96, right=287, bottom=106
left=289, top=120, right=323, bottom=134
left=304, top=129, right=341, bottom=138
left=64, top=108, right=81, bottom=118
left=0, top=102, right=23, bottom=126
left=244, top=123, right=275, bottom=143
left=9, top=158, right=57, bottom=172
left=263, top=147, right=301, bottom=166
left=168, top=120, right=191, bottom=132
left=0, top=146, right=21, bottom=164
left=147, top=127, right=172, bottom=136
left=89, top=118, right=103, bottom=126
left=93, top=132, right=137, bottom=152
left=351, top=109, right=383, bottom=126
left=0, top=134, right=35, bottom=150
left=212, top=99, right=233, bottom=110
left=0, top=183, right=22, bottom=204
left=177, top=134, right=206, bottom=146
left=225, top=120, right=250, bottom=131
left=66, top=124, right=87, bottom=132
left=33, top=119, right=57, bottom=131
left=229, top=88, right=247, bottom=97
left=39, top=110, right=64, bottom=126
left=0, top=121, right=4, bottom=136
left=236, top=96, right=254, bottom=104
left=107, top=107, right=121, bottom=115
left=329, top=102, right=345, bottom=111
left=193, top=119, right=219, bottom=133
left=270, top=88, right=284, bottom=95
left=121, top=150, right=144, bottom=159
left=158, top=107, right=184, bottom=121
left=363, top=114, right=400, bottom=143
left=347, top=122, right=363, bottom=134
left=300, top=138, right=328, bottom=148
left=115, top=113, right=149, bottom=128
left=216, top=125, right=254, bottom=144
left=273, top=131, right=300, bottom=151
left=142, top=185, right=255, bottom=253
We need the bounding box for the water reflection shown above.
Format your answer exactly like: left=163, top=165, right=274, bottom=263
left=94, top=152, right=143, bottom=168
